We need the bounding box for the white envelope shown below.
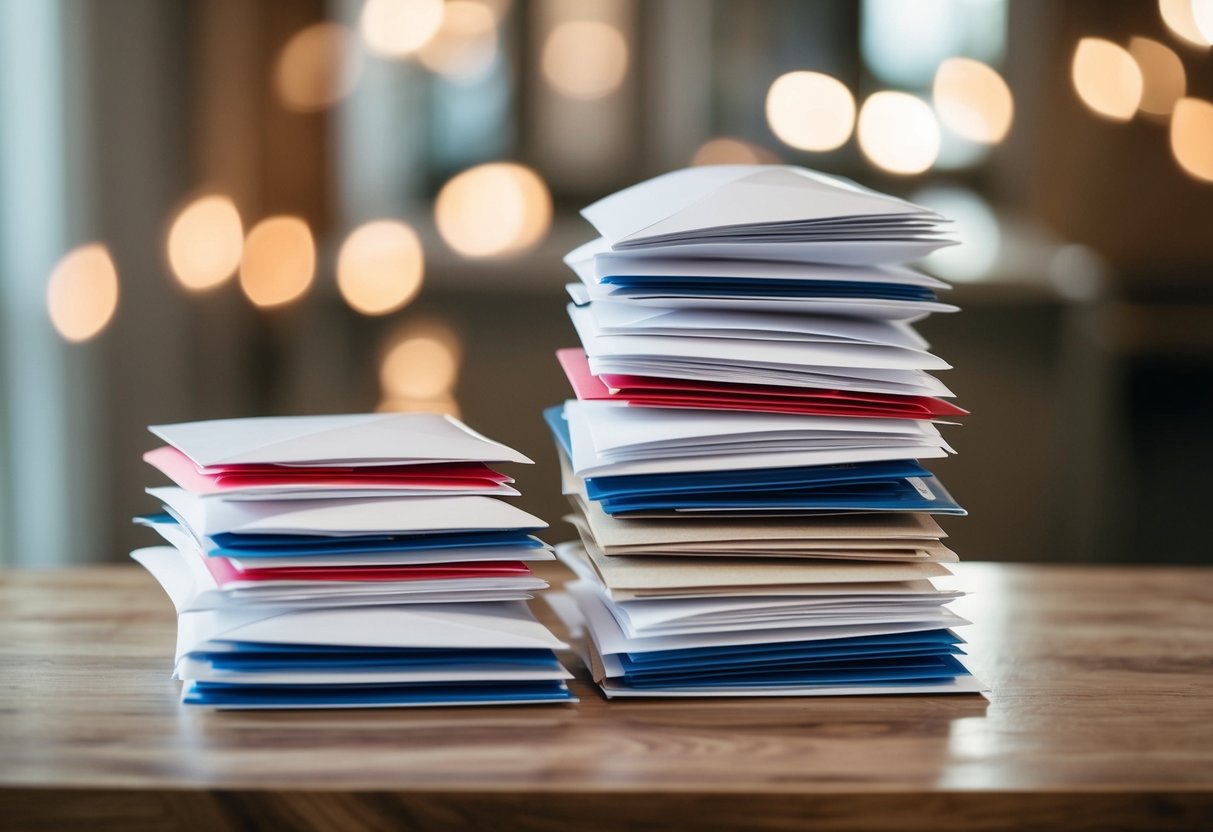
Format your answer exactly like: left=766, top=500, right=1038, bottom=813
left=140, top=514, right=554, bottom=567
left=176, top=659, right=573, bottom=686
left=148, top=487, right=548, bottom=537
left=564, top=237, right=950, bottom=292
left=561, top=583, right=967, bottom=654
left=563, top=400, right=951, bottom=477
left=568, top=281, right=959, bottom=321
left=150, top=412, right=532, bottom=468
left=570, top=304, right=950, bottom=371
left=132, top=546, right=544, bottom=613
left=584, top=301, right=930, bottom=350
left=580, top=165, right=954, bottom=265
left=175, top=600, right=568, bottom=662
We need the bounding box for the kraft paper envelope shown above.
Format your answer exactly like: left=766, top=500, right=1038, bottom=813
left=569, top=481, right=945, bottom=546
left=556, top=541, right=951, bottom=592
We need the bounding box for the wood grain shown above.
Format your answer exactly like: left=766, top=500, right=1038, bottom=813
left=1, top=562, right=1211, bottom=831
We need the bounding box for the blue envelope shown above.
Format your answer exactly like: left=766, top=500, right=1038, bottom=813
left=624, top=630, right=964, bottom=667
left=600, top=275, right=940, bottom=302
left=184, top=680, right=577, bottom=707
left=595, top=474, right=965, bottom=515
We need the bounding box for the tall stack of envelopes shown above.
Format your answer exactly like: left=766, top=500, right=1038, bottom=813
left=134, top=413, right=576, bottom=708
left=545, top=165, right=984, bottom=697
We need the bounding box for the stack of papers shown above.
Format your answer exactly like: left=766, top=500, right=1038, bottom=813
left=545, top=165, right=984, bottom=697
left=133, top=413, right=576, bottom=709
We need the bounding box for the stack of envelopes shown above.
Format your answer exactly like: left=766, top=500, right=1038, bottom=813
left=544, top=164, right=984, bottom=697
left=133, top=413, right=576, bottom=709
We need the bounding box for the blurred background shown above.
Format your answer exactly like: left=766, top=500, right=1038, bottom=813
left=1, top=0, right=1211, bottom=568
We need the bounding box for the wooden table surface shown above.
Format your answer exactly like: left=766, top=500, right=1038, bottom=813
left=1, top=562, right=1211, bottom=831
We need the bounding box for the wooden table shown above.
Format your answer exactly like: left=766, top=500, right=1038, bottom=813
left=1, top=563, right=1210, bottom=831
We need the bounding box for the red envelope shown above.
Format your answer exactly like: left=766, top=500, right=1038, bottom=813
left=145, top=446, right=513, bottom=495
left=556, top=347, right=967, bottom=420
left=206, top=557, right=533, bottom=586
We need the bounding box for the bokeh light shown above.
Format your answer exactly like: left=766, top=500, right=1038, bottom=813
left=46, top=244, right=119, bottom=343
left=857, top=91, right=940, bottom=175
left=1170, top=97, right=1213, bottom=182
left=274, top=22, right=363, bottom=113
left=690, top=137, right=779, bottom=166
left=1159, top=0, right=1212, bottom=47
left=336, top=220, right=425, bottom=316
left=764, top=71, right=856, bottom=152
left=912, top=184, right=1001, bottom=282
left=932, top=58, right=1013, bottom=144
left=379, top=319, right=463, bottom=414
left=1129, top=37, right=1187, bottom=117
left=541, top=21, right=628, bottom=100
left=167, top=195, right=243, bottom=291
left=360, top=0, right=445, bottom=58
left=377, top=395, right=462, bottom=417
left=1071, top=38, right=1143, bottom=121
left=1196, top=0, right=1213, bottom=43
left=435, top=163, right=552, bottom=258
left=239, top=216, right=316, bottom=308
left=417, top=1, right=498, bottom=81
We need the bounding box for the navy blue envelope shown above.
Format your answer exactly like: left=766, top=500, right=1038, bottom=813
left=599, top=275, right=940, bottom=303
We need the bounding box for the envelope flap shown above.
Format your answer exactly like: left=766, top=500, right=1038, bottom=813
left=618, top=167, right=936, bottom=245
left=150, top=413, right=530, bottom=467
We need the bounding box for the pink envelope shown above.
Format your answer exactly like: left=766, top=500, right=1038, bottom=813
left=144, top=446, right=513, bottom=496
left=556, top=348, right=967, bottom=419
left=205, top=557, right=533, bottom=586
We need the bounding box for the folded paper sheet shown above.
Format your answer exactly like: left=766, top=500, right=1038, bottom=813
left=547, top=165, right=983, bottom=698
left=133, top=413, right=575, bottom=709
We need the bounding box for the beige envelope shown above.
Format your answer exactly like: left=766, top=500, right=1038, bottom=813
left=561, top=541, right=952, bottom=594
left=569, top=495, right=945, bottom=547
left=568, top=513, right=955, bottom=563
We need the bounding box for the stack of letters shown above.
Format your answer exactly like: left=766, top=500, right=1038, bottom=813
left=134, top=413, right=575, bottom=708
left=546, top=165, right=984, bottom=697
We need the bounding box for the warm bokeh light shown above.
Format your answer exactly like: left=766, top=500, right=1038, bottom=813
left=1170, top=97, right=1213, bottom=182
left=690, top=137, right=779, bottom=166
left=764, top=71, right=855, bottom=152
left=377, top=395, right=462, bottom=418
left=1196, top=0, right=1213, bottom=42
left=360, top=0, right=445, bottom=58
left=541, top=20, right=628, bottom=100
left=336, top=220, right=425, bottom=316
left=1159, top=0, right=1212, bottom=47
left=1129, top=37, right=1187, bottom=117
left=1071, top=38, right=1143, bottom=121
left=239, top=216, right=316, bottom=308
left=380, top=319, right=463, bottom=404
left=435, top=163, right=552, bottom=258
left=932, top=58, right=1013, bottom=144
left=417, top=1, right=498, bottom=81
left=166, top=195, right=243, bottom=291
left=857, top=92, right=940, bottom=175
left=274, top=22, right=362, bottom=113
left=46, top=244, right=119, bottom=343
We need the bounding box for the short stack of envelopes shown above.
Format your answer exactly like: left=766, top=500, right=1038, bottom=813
left=133, top=413, right=576, bottom=709
left=545, top=164, right=985, bottom=697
